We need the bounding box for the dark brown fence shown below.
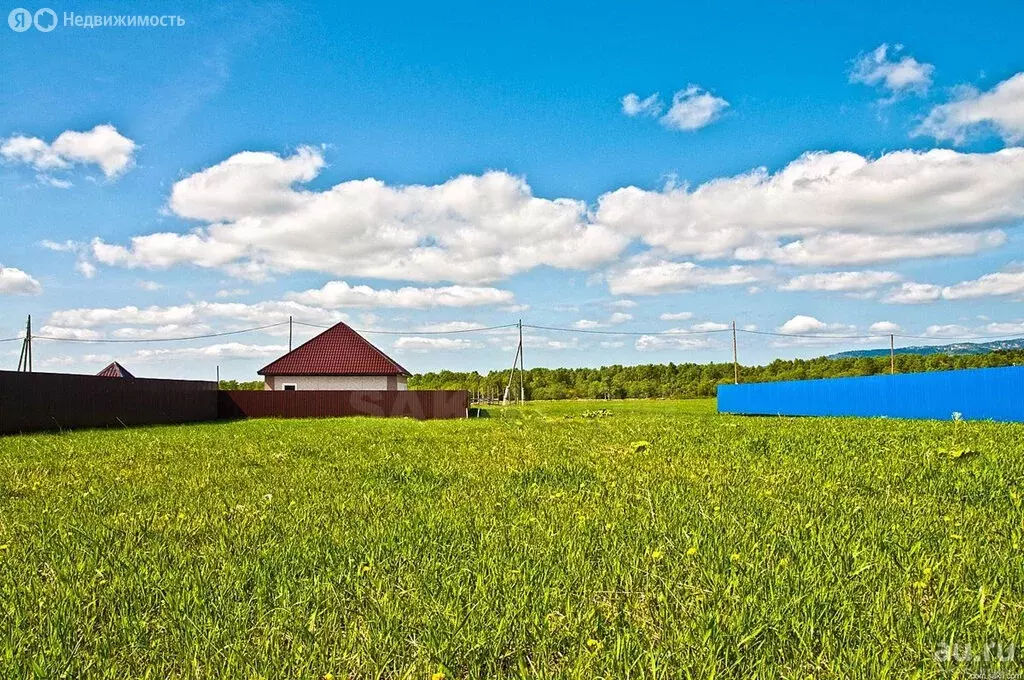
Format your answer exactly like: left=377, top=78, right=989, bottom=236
left=218, top=390, right=469, bottom=421
left=0, top=370, right=218, bottom=435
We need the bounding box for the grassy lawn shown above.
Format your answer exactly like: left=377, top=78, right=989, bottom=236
left=1, top=399, right=1023, bottom=678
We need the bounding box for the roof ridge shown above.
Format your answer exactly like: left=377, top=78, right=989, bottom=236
left=257, top=321, right=409, bottom=376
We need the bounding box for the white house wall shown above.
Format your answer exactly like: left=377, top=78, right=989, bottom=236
left=265, top=375, right=408, bottom=391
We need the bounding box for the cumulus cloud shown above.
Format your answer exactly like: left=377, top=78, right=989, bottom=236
left=596, top=148, right=1024, bottom=266
left=779, top=270, right=902, bottom=293
left=606, top=256, right=770, bottom=295
left=882, top=268, right=1024, bottom=304
left=870, top=321, right=902, bottom=333
left=287, top=280, right=514, bottom=309
left=413, top=321, right=487, bottom=332
left=635, top=333, right=716, bottom=352
left=659, top=312, right=693, bottom=321
left=882, top=282, right=943, bottom=304
left=916, top=72, right=1024, bottom=144
left=42, top=238, right=104, bottom=279
left=690, top=321, right=730, bottom=332
left=621, top=92, right=662, bottom=117
left=0, top=266, right=42, bottom=295
left=756, top=231, right=1006, bottom=267
left=942, top=269, right=1024, bottom=300
left=1, top=124, right=136, bottom=179
left=850, top=44, right=934, bottom=97
left=92, top=148, right=627, bottom=284
left=392, top=337, right=481, bottom=352
left=660, top=86, right=729, bottom=131
left=777, top=315, right=855, bottom=336
left=85, top=144, right=1024, bottom=285
left=46, top=300, right=347, bottom=329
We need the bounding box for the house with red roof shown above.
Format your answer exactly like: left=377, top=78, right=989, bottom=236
left=257, top=322, right=411, bottom=391
left=96, top=362, right=135, bottom=378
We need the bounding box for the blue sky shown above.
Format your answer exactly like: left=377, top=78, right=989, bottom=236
left=2, top=0, right=1024, bottom=380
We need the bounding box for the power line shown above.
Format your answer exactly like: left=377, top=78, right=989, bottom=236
left=293, top=320, right=519, bottom=335
left=32, top=321, right=289, bottom=344
left=5, top=316, right=1023, bottom=346
left=524, top=323, right=732, bottom=336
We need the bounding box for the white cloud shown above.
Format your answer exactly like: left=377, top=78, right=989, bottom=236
left=659, top=311, right=693, bottom=321
left=607, top=299, right=637, bottom=309
left=883, top=282, right=943, bottom=304
left=779, top=270, right=902, bottom=292
left=941, top=269, right=1024, bottom=300
left=138, top=280, right=165, bottom=292
left=572, top=311, right=632, bottom=329
left=75, top=260, right=97, bottom=279
left=599, top=340, right=625, bottom=349
left=38, top=325, right=101, bottom=340
left=850, top=44, right=934, bottom=97
left=869, top=321, right=902, bottom=333
left=635, top=334, right=716, bottom=352
left=660, top=86, right=729, bottom=131
left=47, top=300, right=347, bottom=329
left=757, top=231, right=1006, bottom=267
left=135, top=343, right=287, bottom=360
left=596, top=147, right=1024, bottom=266
left=916, top=72, right=1024, bottom=144
left=777, top=315, right=854, bottom=336
left=691, top=321, right=730, bottom=332
left=0, top=266, right=42, bottom=295
left=86, top=144, right=1024, bottom=284
left=1, top=124, right=136, bottom=179
left=41, top=239, right=101, bottom=279
left=923, top=324, right=975, bottom=338
left=287, top=280, right=514, bottom=308
left=393, top=337, right=481, bottom=352
left=622, top=92, right=662, bottom=117
left=414, top=321, right=487, bottom=332
left=608, top=312, right=633, bottom=324
left=983, top=321, right=1024, bottom=335
left=94, top=149, right=627, bottom=284
left=607, top=256, right=770, bottom=295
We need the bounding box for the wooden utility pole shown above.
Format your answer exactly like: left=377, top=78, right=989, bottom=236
left=502, top=342, right=521, bottom=406
left=288, top=315, right=293, bottom=352
left=518, top=319, right=525, bottom=403
left=732, top=320, right=739, bottom=384
left=890, top=334, right=895, bottom=375
left=216, top=365, right=220, bottom=384
left=17, top=315, right=32, bottom=373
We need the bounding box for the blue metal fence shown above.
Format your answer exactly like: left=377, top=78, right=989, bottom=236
left=717, top=366, right=1024, bottom=422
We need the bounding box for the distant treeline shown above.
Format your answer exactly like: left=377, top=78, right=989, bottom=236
left=219, top=380, right=264, bottom=391
left=408, top=350, right=1024, bottom=400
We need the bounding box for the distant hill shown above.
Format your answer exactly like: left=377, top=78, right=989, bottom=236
left=829, top=338, right=1024, bottom=359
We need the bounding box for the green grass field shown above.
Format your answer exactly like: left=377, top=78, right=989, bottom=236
left=2, top=399, right=1023, bottom=678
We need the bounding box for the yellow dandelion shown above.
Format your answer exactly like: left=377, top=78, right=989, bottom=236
left=360, top=564, right=372, bottom=574
left=731, top=552, right=741, bottom=563
left=325, top=674, right=334, bottom=680
left=586, top=638, right=602, bottom=650
left=686, top=546, right=697, bottom=556
left=651, top=550, right=664, bottom=560
left=432, top=673, right=446, bottom=680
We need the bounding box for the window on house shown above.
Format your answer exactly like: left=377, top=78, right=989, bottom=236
left=283, top=384, right=297, bottom=391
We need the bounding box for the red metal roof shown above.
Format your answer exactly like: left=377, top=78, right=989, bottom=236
left=258, top=322, right=410, bottom=376
left=96, top=362, right=135, bottom=378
